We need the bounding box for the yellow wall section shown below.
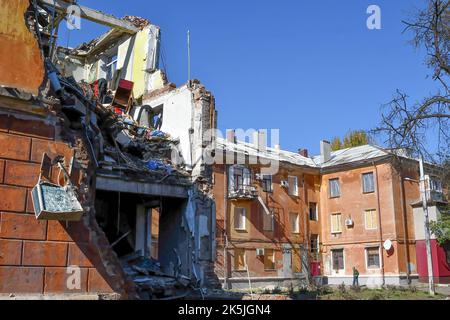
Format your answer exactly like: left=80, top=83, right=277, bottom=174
left=131, top=29, right=150, bottom=98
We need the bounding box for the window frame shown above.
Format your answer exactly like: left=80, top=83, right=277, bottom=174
left=288, top=175, right=299, bottom=196
left=234, top=206, right=247, bottom=231
left=262, top=210, right=274, bottom=232
left=234, top=248, right=246, bottom=271
left=330, top=213, right=342, bottom=234
left=362, top=172, right=375, bottom=194
left=364, top=209, right=378, bottom=230
left=331, top=249, right=345, bottom=271
left=310, top=234, right=319, bottom=253
left=262, top=174, right=273, bottom=193
left=263, top=249, right=276, bottom=271
left=290, top=212, right=300, bottom=234
left=365, top=247, right=381, bottom=269
left=309, top=202, right=318, bottom=221
left=329, top=178, right=341, bottom=198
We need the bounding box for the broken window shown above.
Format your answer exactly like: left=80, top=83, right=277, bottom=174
left=234, top=207, right=246, bottom=231
left=332, top=249, right=344, bottom=271
left=362, top=172, right=375, bottom=193
left=329, top=178, right=340, bottom=198
left=234, top=249, right=246, bottom=271
left=290, top=212, right=300, bottom=234
left=288, top=176, right=298, bottom=196
left=264, top=249, right=275, bottom=270
left=309, top=202, right=318, bottom=221
left=366, top=247, right=380, bottom=268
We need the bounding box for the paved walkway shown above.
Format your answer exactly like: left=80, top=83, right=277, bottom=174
left=416, top=283, right=450, bottom=296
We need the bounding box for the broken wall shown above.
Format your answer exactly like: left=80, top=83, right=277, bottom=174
left=0, top=105, right=136, bottom=298
left=142, top=81, right=216, bottom=181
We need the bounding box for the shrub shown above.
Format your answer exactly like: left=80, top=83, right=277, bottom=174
left=272, top=286, right=282, bottom=294
left=338, top=282, right=346, bottom=294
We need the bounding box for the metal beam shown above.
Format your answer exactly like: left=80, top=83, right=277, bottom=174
left=39, top=0, right=139, bottom=34
left=96, top=175, right=189, bottom=199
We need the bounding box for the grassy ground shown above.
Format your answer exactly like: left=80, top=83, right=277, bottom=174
left=224, top=284, right=449, bottom=300
left=312, top=285, right=445, bottom=300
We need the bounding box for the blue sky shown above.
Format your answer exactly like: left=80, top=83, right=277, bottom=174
left=59, top=0, right=437, bottom=155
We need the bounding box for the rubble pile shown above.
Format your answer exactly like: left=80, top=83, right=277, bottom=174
left=123, top=15, right=151, bottom=29
left=44, top=59, right=190, bottom=185
left=121, top=253, right=193, bottom=300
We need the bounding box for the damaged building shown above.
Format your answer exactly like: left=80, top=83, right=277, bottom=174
left=0, top=0, right=218, bottom=299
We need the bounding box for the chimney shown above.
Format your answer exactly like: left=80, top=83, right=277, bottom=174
left=320, top=140, right=331, bottom=163
left=298, top=148, right=308, bottom=157
left=253, top=130, right=267, bottom=152
left=226, top=129, right=236, bottom=143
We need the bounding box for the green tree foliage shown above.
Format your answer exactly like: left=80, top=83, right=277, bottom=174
left=429, top=205, right=450, bottom=246
left=331, top=130, right=369, bottom=151
left=331, top=137, right=343, bottom=151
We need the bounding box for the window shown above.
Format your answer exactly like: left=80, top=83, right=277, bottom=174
left=310, top=234, right=319, bottom=253
left=329, top=178, right=340, bottom=198
left=429, top=177, right=443, bottom=192
left=264, top=249, right=275, bottom=270
left=362, top=172, right=375, bottom=193
left=262, top=174, right=273, bottom=193
left=332, top=249, right=344, bottom=271
left=366, top=247, right=380, bottom=268
left=364, top=209, right=378, bottom=230
left=229, top=165, right=251, bottom=192
left=234, top=249, right=246, bottom=271
left=290, top=212, right=300, bottom=234
left=234, top=207, right=246, bottom=230
left=309, top=202, right=318, bottom=221
left=331, top=213, right=342, bottom=233
left=263, top=210, right=274, bottom=231
left=288, top=176, right=298, bottom=196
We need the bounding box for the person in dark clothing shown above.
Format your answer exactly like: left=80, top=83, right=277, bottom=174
left=352, top=267, right=360, bottom=286
left=97, top=78, right=108, bottom=104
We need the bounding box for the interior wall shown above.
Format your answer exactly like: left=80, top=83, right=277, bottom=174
left=158, top=197, right=190, bottom=277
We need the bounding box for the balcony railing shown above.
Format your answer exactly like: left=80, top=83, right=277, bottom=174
left=228, top=185, right=258, bottom=199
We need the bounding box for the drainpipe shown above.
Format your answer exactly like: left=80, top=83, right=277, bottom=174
left=302, top=174, right=311, bottom=284
left=373, top=162, right=386, bottom=286
left=223, top=164, right=229, bottom=289
left=399, top=175, right=411, bottom=284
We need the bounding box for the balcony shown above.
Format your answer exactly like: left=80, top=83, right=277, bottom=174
left=228, top=185, right=259, bottom=200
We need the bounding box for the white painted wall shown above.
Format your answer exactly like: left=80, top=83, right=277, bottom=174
left=143, top=86, right=194, bottom=170
left=413, top=205, right=440, bottom=240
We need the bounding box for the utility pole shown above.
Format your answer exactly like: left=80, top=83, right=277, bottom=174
left=419, top=157, right=435, bottom=296
left=187, top=30, right=191, bottom=82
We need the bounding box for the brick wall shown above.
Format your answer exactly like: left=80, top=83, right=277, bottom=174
left=0, top=110, right=135, bottom=297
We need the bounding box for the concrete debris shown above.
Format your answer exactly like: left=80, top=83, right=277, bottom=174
left=122, top=15, right=151, bottom=29
left=121, top=253, right=193, bottom=300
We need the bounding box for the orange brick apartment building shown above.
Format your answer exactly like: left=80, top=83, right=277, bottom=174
left=213, top=134, right=448, bottom=288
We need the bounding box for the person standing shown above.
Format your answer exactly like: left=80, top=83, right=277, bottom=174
left=352, top=267, right=360, bottom=286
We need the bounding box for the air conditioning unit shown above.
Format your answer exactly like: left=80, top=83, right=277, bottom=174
left=256, top=248, right=265, bottom=256
left=280, top=180, right=289, bottom=188
left=345, top=218, right=354, bottom=227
